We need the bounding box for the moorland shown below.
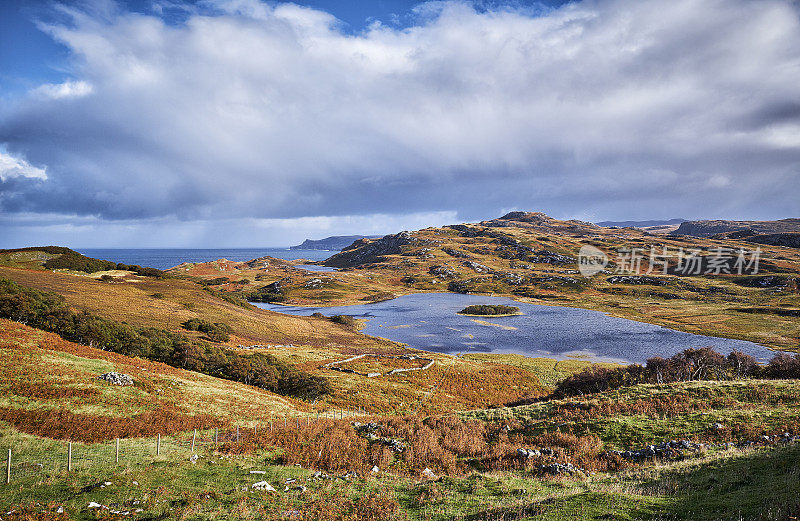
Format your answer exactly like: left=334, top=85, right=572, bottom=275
left=0, top=211, right=799, bottom=520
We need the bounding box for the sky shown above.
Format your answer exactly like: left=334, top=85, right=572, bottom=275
left=0, top=0, right=799, bottom=248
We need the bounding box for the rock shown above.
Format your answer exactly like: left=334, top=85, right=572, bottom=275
left=606, top=275, right=669, bottom=286
left=87, top=502, right=103, bottom=509
left=371, top=465, right=380, bottom=474
left=56, top=507, right=64, bottom=514
left=251, top=481, right=276, bottom=492
left=712, top=422, right=724, bottom=430
left=539, top=462, right=583, bottom=475
left=97, top=372, right=134, bottom=386
left=421, top=468, right=436, bottom=479
left=428, top=265, right=458, bottom=279
left=249, top=470, right=266, bottom=474
left=189, top=454, right=198, bottom=464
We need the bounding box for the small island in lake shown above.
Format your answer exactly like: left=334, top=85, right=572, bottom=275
left=457, top=304, right=521, bottom=316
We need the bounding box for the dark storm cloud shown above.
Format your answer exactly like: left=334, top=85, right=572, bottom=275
left=1, top=0, right=799, bottom=231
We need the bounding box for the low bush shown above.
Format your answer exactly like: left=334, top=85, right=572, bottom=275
left=458, top=304, right=520, bottom=315
left=553, top=346, right=797, bottom=397
left=181, top=318, right=233, bottom=342
left=330, top=315, right=358, bottom=328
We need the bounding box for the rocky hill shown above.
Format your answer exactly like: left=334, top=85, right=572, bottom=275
left=671, top=218, right=800, bottom=238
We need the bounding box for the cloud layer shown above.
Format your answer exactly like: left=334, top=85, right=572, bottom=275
left=1, top=0, right=799, bottom=242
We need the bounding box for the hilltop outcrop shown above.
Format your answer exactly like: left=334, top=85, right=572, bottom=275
left=671, top=218, right=800, bottom=238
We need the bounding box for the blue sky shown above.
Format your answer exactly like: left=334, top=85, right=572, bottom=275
left=1, top=0, right=798, bottom=247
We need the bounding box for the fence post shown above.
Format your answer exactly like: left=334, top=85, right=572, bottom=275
left=215, top=428, right=218, bottom=445
left=270, top=419, right=273, bottom=432
left=67, top=442, right=72, bottom=472
left=115, top=438, right=120, bottom=464
left=236, top=426, right=240, bottom=442
left=191, top=429, right=196, bottom=453
left=284, top=417, right=286, bottom=428
left=254, top=425, right=257, bottom=438
left=6, top=448, right=10, bottom=484
left=157, top=434, right=161, bottom=456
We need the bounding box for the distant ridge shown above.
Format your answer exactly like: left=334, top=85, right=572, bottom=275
left=596, top=218, right=687, bottom=228
left=290, top=235, right=381, bottom=251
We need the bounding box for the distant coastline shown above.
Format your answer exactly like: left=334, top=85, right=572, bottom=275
left=290, top=235, right=381, bottom=251
left=76, top=248, right=333, bottom=270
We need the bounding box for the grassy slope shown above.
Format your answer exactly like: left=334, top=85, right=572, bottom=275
left=0, top=318, right=302, bottom=424
left=1, top=319, right=800, bottom=519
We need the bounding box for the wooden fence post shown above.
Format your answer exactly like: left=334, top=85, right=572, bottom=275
left=191, top=429, right=196, bottom=453
left=215, top=428, right=218, bottom=445
left=157, top=434, right=161, bottom=456
left=67, top=442, right=72, bottom=472
left=236, top=426, right=240, bottom=442
left=6, top=448, right=10, bottom=484
left=115, top=438, right=120, bottom=464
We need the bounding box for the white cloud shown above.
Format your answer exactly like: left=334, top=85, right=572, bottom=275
left=1, top=0, right=799, bottom=234
left=32, top=80, right=94, bottom=100
left=0, top=150, right=47, bottom=181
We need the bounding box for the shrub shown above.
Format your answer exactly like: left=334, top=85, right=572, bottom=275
left=181, top=318, right=233, bottom=342
left=765, top=352, right=800, bottom=379
left=458, top=304, right=520, bottom=315
left=43, top=250, right=117, bottom=273
left=330, top=315, right=358, bottom=328
left=554, top=346, right=794, bottom=397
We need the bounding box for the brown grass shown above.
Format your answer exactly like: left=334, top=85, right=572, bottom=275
left=0, top=406, right=218, bottom=442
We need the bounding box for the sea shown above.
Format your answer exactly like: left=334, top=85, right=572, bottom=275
left=77, top=248, right=334, bottom=270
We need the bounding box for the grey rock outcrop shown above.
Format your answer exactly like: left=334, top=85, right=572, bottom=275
left=97, top=372, right=133, bottom=386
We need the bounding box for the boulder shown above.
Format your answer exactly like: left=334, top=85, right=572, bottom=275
left=252, top=481, right=276, bottom=492
left=97, top=372, right=134, bottom=386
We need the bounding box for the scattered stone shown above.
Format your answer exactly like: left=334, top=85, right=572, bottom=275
left=249, top=470, right=266, bottom=475
left=87, top=502, right=103, bottom=509
left=252, top=481, right=276, bottom=492
left=371, top=466, right=380, bottom=474
left=712, top=423, right=724, bottom=430
left=189, top=454, right=198, bottom=464
left=421, top=468, right=436, bottom=479
left=539, top=462, right=583, bottom=475
left=97, top=372, right=134, bottom=386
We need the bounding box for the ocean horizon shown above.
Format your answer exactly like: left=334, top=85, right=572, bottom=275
left=77, top=248, right=335, bottom=270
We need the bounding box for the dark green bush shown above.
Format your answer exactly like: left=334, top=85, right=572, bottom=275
left=458, top=304, right=520, bottom=315
left=329, top=315, right=357, bottom=328
left=182, top=318, right=233, bottom=342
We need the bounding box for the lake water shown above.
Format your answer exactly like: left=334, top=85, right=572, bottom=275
left=77, top=248, right=333, bottom=270
left=252, top=293, right=773, bottom=364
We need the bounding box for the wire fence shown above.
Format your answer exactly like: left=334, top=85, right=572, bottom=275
left=1, top=409, right=371, bottom=484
